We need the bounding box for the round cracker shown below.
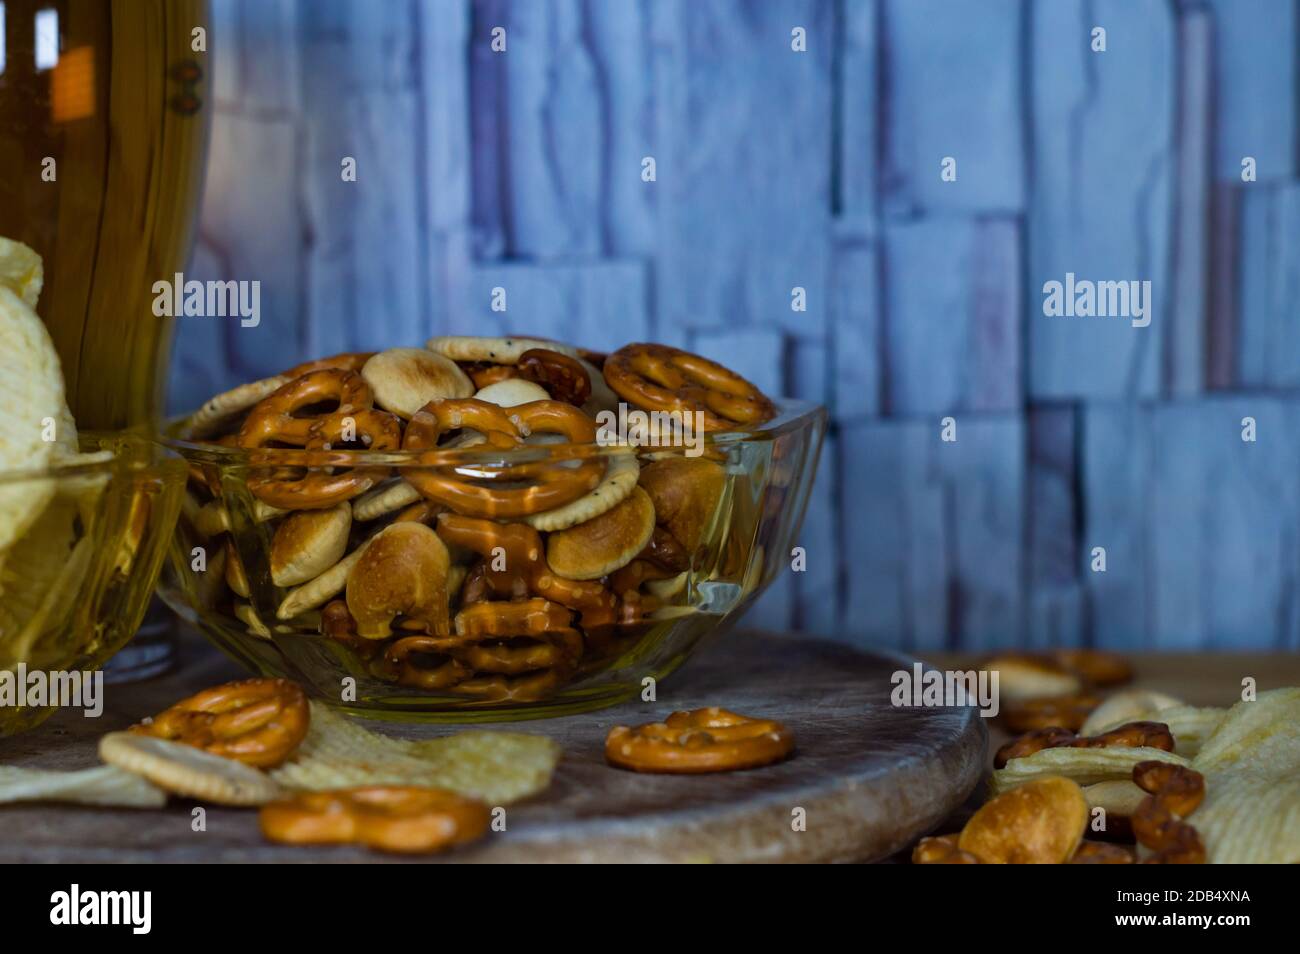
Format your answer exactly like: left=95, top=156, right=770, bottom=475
left=352, top=480, right=421, bottom=521
left=522, top=450, right=639, bottom=532
left=546, top=486, right=655, bottom=580
left=185, top=374, right=290, bottom=439
left=473, top=378, right=550, bottom=407
left=98, top=732, right=284, bottom=806
left=425, top=335, right=581, bottom=364
left=277, top=542, right=370, bottom=620
left=361, top=348, right=473, bottom=418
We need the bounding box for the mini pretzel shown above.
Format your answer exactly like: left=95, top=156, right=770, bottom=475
left=436, top=514, right=617, bottom=627
left=912, top=834, right=981, bottom=864
left=605, top=707, right=794, bottom=774
left=1131, top=761, right=1206, bottom=864
left=994, top=720, right=1175, bottom=769
left=451, top=668, right=572, bottom=703
left=602, top=343, right=777, bottom=432
left=238, top=369, right=402, bottom=508
left=259, top=785, right=490, bottom=854
left=609, top=527, right=690, bottom=595
left=383, top=636, right=471, bottom=690
left=402, top=399, right=603, bottom=517
left=131, top=678, right=309, bottom=769
left=282, top=351, right=376, bottom=377
left=516, top=348, right=591, bottom=406
left=1001, top=693, right=1101, bottom=733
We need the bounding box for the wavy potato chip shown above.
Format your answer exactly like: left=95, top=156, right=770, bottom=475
left=0, top=763, right=166, bottom=808
left=0, top=237, right=44, bottom=309
left=0, top=286, right=65, bottom=552
left=1191, top=688, right=1300, bottom=863
left=991, top=745, right=1187, bottom=795
left=269, top=702, right=559, bottom=805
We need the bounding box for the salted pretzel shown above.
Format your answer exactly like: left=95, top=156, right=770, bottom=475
left=451, top=667, right=574, bottom=703
left=383, top=636, right=471, bottom=690
left=605, top=706, right=794, bottom=774
left=259, top=785, right=490, bottom=854
left=238, top=369, right=402, bottom=508
left=461, top=362, right=517, bottom=389
left=602, top=343, right=777, bottom=432
left=402, top=399, right=603, bottom=517
left=321, top=601, right=384, bottom=659
left=131, top=677, right=309, bottom=768
left=436, top=514, right=617, bottom=628
left=912, top=834, right=981, bottom=864
left=282, top=351, right=376, bottom=377
left=1001, top=693, right=1101, bottom=733
left=1131, top=761, right=1206, bottom=864
left=994, top=720, right=1175, bottom=769
left=454, top=598, right=573, bottom=637
left=516, top=348, right=591, bottom=406
left=609, top=527, right=690, bottom=595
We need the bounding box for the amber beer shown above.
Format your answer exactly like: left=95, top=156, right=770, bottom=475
left=0, top=0, right=210, bottom=428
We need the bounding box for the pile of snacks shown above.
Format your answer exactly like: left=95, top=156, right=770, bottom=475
left=0, top=676, right=560, bottom=854
left=0, top=674, right=791, bottom=855
left=913, top=650, right=1300, bottom=863
left=182, top=337, right=778, bottom=702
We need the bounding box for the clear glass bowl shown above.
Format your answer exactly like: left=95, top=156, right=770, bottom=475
left=158, top=401, right=826, bottom=721
left=0, top=434, right=186, bottom=736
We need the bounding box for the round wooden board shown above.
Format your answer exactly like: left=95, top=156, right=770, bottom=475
left=0, top=632, right=986, bottom=863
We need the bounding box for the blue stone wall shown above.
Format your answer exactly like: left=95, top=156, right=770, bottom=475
left=173, top=0, right=1300, bottom=651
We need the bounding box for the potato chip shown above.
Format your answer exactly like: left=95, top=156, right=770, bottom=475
left=0, top=763, right=166, bottom=808
left=269, top=702, right=559, bottom=805
left=991, top=745, right=1187, bottom=795
left=0, top=286, right=65, bottom=552
left=1190, top=688, right=1300, bottom=863
left=0, top=237, right=44, bottom=308
left=1193, top=687, right=1300, bottom=773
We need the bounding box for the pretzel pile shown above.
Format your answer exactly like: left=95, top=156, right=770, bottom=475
left=182, top=338, right=776, bottom=703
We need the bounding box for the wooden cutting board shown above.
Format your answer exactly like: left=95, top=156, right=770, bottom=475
left=0, top=632, right=986, bottom=863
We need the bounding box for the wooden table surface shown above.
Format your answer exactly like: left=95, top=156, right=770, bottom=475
left=2, top=634, right=1295, bottom=863
left=0, top=631, right=985, bottom=863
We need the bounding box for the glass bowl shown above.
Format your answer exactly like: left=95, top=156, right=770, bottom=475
left=0, top=434, right=186, bottom=736
left=158, top=400, right=826, bottom=721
